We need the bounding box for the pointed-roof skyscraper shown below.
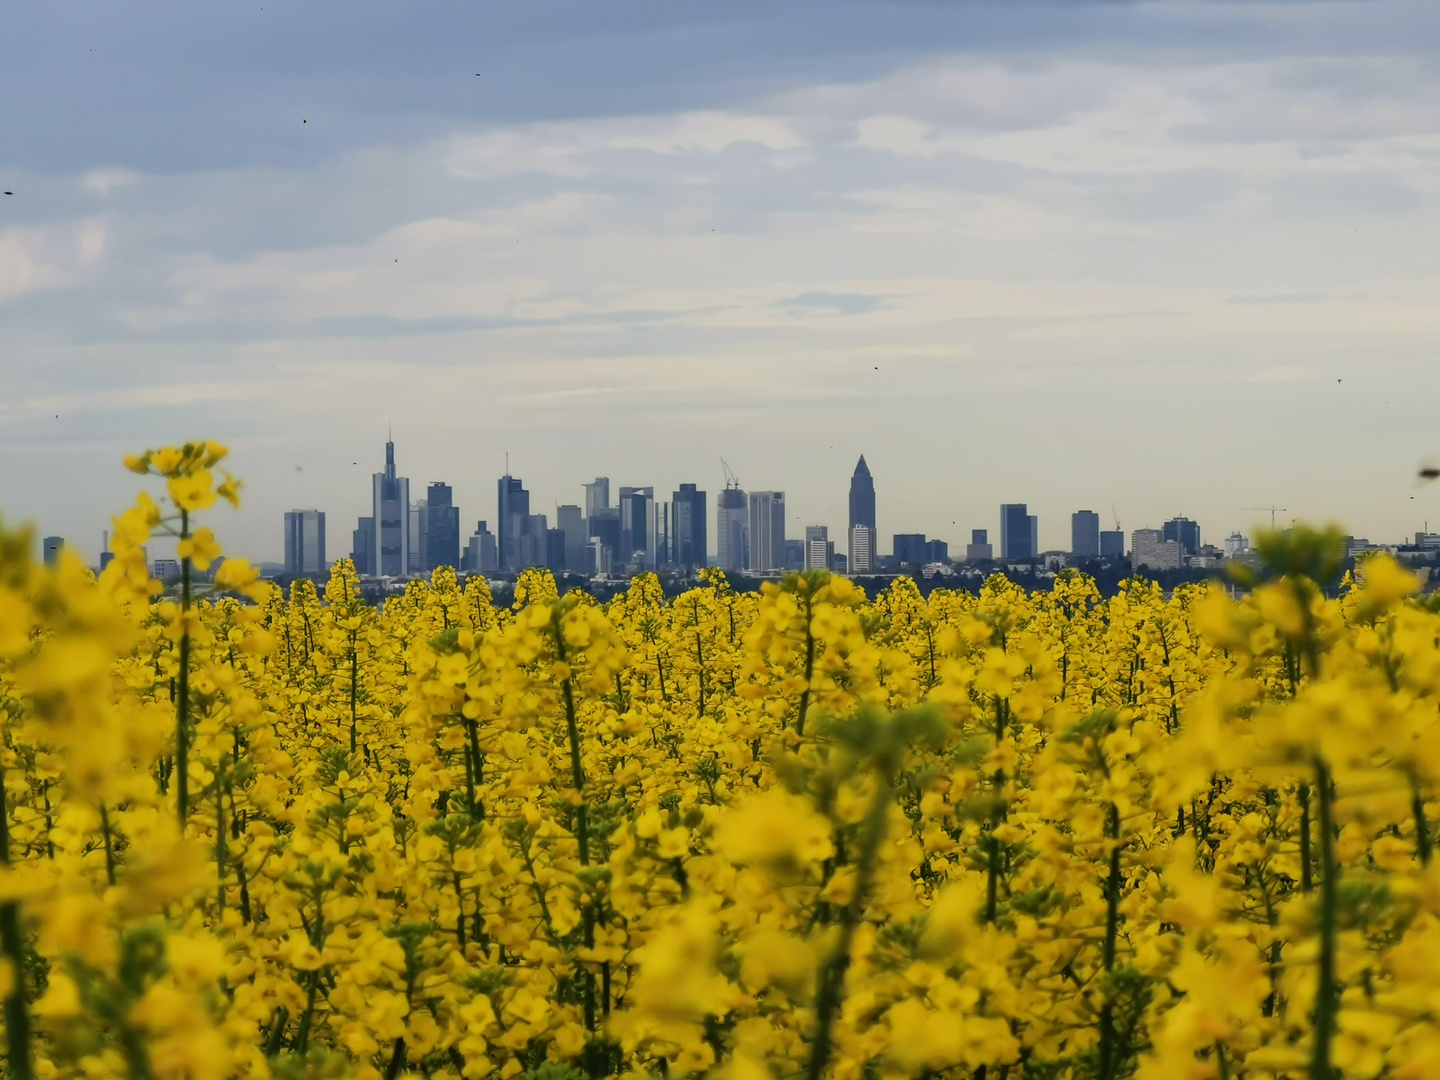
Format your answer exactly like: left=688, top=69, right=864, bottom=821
left=849, top=456, right=875, bottom=531
left=848, top=456, right=876, bottom=574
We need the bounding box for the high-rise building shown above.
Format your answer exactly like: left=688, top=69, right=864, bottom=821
left=497, top=475, right=530, bottom=572
left=848, top=525, right=874, bottom=573
left=804, top=526, right=833, bottom=570
left=99, top=530, right=114, bottom=572
left=849, top=456, right=876, bottom=530
left=556, top=505, right=585, bottom=572
left=966, top=529, right=993, bottom=562
left=619, top=487, right=654, bottom=569
left=1071, top=511, right=1101, bottom=559
left=893, top=533, right=927, bottom=566
left=463, top=521, right=498, bottom=574
left=653, top=500, right=671, bottom=568
left=925, top=539, right=949, bottom=563
left=748, top=491, right=786, bottom=573
left=153, top=558, right=181, bottom=582
left=1224, top=532, right=1250, bottom=558
left=784, top=539, right=805, bottom=570
left=586, top=538, right=612, bottom=577
left=1164, top=517, right=1201, bottom=556
left=425, top=484, right=460, bottom=571
left=848, top=456, right=876, bottom=571
left=1000, top=504, right=1033, bottom=561
left=588, top=507, right=621, bottom=570
left=717, top=488, right=748, bottom=573
left=671, top=484, right=708, bottom=570
left=546, top=528, right=567, bottom=573
left=283, top=510, right=326, bottom=576
left=42, top=536, right=63, bottom=566
left=519, top=514, right=549, bottom=571
left=409, top=499, right=428, bottom=574
left=372, top=437, right=410, bottom=576
left=352, top=517, right=374, bottom=574
left=1100, top=530, right=1125, bottom=559
left=1132, top=528, right=1182, bottom=570
left=583, top=478, right=610, bottom=520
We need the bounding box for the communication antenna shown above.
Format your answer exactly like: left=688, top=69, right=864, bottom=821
left=721, top=458, right=741, bottom=490
left=1244, top=506, right=1289, bottom=530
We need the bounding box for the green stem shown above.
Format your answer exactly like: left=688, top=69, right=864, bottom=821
left=807, top=770, right=892, bottom=1080
left=1412, top=777, right=1432, bottom=866
left=1299, top=781, right=1313, bottom=893
left=796, top=590, right=816, bottom=736
left=1312, top=761, right=1338, bottom=1080
left=177, top=507, right=192, bottom=826
left=99, top=801, right=117, bottom=887
left=0, top=769, right=33, bottom=1080
left=1098, top=801, right=1123, bottom=1080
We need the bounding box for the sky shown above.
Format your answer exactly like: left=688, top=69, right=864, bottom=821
left=5, top=0, right=1440, bottom=564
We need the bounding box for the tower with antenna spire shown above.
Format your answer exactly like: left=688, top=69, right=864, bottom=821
left=370, top=431, right=410, bottom=576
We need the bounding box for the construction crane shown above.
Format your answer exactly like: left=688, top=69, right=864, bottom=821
left=721, top=458, right=741, bottom=490
left=1111, top=503, right=1121, bottom=534
left=1245, top=506, right=1289, bottom=530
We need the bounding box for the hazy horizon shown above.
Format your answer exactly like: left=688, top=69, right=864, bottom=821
left=6, top=0, right=1440, bottom=563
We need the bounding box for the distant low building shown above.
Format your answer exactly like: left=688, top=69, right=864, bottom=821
left=893, top=533, right=927, bottom=566
left=966, top=529, right=993, bottom=562
left=1132, top=529, right=1182, bottom=571
left=1071, top=511, right=1100, bottom=558
left=153, top=558, right=181, bottom=582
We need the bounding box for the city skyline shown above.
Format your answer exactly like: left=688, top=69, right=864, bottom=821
left=28, top=425, right=1440, bottom=570
left=8, top=3, right=1440, bottom=564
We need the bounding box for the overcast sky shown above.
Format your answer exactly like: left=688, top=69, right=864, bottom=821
left=5, top=0, right=1440, bottom=563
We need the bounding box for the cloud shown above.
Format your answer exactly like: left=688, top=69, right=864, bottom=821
left=774, top=291, right=890, bottom=315
left=7, top=2, right=1440, bottom=559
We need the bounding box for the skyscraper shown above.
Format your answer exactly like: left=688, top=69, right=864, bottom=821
left=671, top=484, right=708, bottom=570
left=463, top=521, right=498, bottom=574
left=849, top=456, right=876, bottom=530
left=1071, top=511, right=1101, bottom=559
left=848, top=456, right=876, bottom=573
left=1100, top=530, right=1125, bottom=559
left=748, top=491, right=786, bottom=572
left=425, top=483, right=460, bottom=571
left=352, top=517, right=374, bottom=574
left=583, top=478, right=610, bottom=520
left=556, top=505, right=585, bottom=572
left=371, top=437, right=410, bottom=576
left=588, top=508, right=621, bottom=569
left=1164, top=517, right=1201, bottom=556
left=497, top=475, right=529, bottom=572
left=409, top=499, right=428, bottom=574
left=804, top=526, right=833, bottom=570
left=283, top=510, right=326, bottom=576
left=966, top=529, right=992, bottom=562
left=1000, top=503, right=1034, bottom=562
left=42, top=536, right=63, bottom=566
left=848, top=525, right=873, bottom=573
left=520, top=513, right=549, bottom=570
left=717, top=488, right=748, bottom=572
left=619, top=487, right=654, bottom=569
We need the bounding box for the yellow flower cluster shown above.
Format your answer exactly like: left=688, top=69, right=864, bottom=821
left=1, top=451, right=1438, bottom=1080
